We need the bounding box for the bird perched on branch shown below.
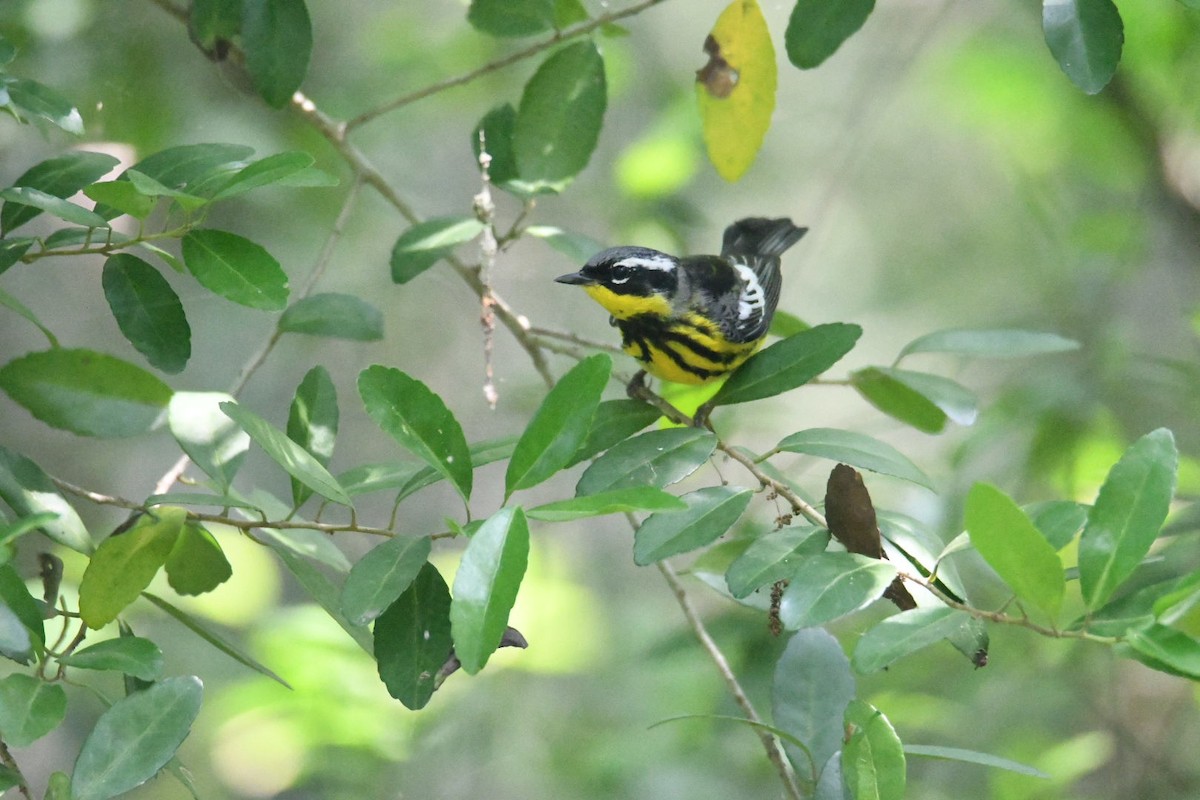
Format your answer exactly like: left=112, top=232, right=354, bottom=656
left=555, top=217, right=806, bottom=385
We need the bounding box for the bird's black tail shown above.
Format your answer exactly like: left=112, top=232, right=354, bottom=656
left=721, top=217, right=807, bottom=260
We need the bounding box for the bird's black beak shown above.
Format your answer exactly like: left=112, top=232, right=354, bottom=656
left=554, top=271, right=594, bottom=286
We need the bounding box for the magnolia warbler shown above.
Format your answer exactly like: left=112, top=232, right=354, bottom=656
left=555, top=217, right=807, bottom=385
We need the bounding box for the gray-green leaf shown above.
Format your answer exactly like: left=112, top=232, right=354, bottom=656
left=181, top=228, right=289, bottom=310
left=0, top=348, right=173, bottom=438
left=71, top=676, right=203, bottom=800
left=278, top=293, right=383, bottom=341
left=102, top=254, right=191, bottom=374
left=633, top=486, right=752, bottom=565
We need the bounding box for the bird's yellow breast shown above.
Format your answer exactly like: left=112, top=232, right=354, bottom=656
left=621, top=312, right=763, bottom=385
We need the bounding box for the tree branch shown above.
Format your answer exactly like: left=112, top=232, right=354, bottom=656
left=343, top=0, right=672, bottom=131
left=656, top=560, right=805, bottom=800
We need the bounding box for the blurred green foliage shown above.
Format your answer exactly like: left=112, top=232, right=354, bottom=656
left=0, top=1, right=1198, bottom=799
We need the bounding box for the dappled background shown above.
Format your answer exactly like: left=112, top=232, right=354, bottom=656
left=1, top=0, right=1199, bottom=798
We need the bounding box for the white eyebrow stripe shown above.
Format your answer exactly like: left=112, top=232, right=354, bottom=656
left=732, top=263, right=765, bottom=320
left=615, top=254, right=677, bottom=272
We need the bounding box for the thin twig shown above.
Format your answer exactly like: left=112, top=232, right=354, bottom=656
left=656, top=560, right=805, bottom=800
left=51, top=475, right=455, bottom=540
left=154, top=179, right=364, bottom=495
left=290, top=92, right=556, bottom=388
left=343, top=0, right=672, bottom=132
left=476, top=135, right=500, bottom=409
left=0, top=739, right=31, bottom=800
left=906, top=573, right=1119, bottom=644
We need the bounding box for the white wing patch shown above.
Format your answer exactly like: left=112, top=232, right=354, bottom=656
left=732, top=262, right=765, bottom=321
left=615, top=254, right=677, bottom=272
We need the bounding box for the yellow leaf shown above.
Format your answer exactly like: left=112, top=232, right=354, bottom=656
left=695, top=0, right=777, bottom=182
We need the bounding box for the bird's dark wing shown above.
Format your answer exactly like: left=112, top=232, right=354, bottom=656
left=719, top=218, right=806, bottom=342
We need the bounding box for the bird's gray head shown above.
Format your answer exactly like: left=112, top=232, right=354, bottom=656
left=554, top=246, right=679, bottom=298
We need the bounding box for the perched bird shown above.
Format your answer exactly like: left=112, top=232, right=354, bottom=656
left=555, top=217, right=807, bottom=385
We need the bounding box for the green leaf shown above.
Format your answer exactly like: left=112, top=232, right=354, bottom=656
left=0, top=284, right=56, bottom=345
left=374, top=562, right=452, bottom=710
left=0, top=238, right=34, bottom=276
left=711, top=323, right=862, bottom=407
left=633, top=486, right=752, bottom=566
left=268, top=544, right=373, bottom=653
left=575, top=427, right=716, bottom=496
left=0, top=188, right=108, bottom=229
left=242, top=0, right=312, bottom=107
left=0, top=564, right=45, bottom=649
left=83, top=181, right=156, bottom=220
left=341, top=535, right=432, bottom=625
left=785, top=0, right=875, bottom=69
left=897, top=328, right=1080, bottom=361
left=778, top=552, right=898, bottom=629
left=71, top=676, right=203, bottom=800
left=1, top=151, right=118, bottom=234
left=871, top=367, right=978, bottom=426
left=0, top=512, right=59, bottom=548
left=108, top=145, right=254, bottom=210
left=219, top=401, right=352, bottom=507
left=0, top=348, right=172, bottom=438
left=0, top=36, right=14, bottom=65
left=211, top=151, right=316, bottom=199
left=56, top=637, right=164, bottom=681
left=525, top=225, right=606, bottom=264
left=1027, top=500, right=1088, bottom=550
left=181, top=228, right=289, bottom=310
left=852, top=607, right=977, bottom=673
left=772, top=628, right=855, bottom=778
left=0, top=766, right=20, bottom=794
left=904, top=745, right=1049, bottom=778
left=340, top=438, right=516, bottom=499
left=164, top=523, right=232, bottom=595
left=1043, top=0, right=1124, bottom=94
left=450, top=507, right=530, bottom=674
left=1124, top=624, right=1200, bottom=679
left=696, top=0, right=777, bottom=181
left=189, top=0, right=242, bottom=52
left=772, top=428, right=933, bottom=489
left=0, top=445, right=91, bottom=553
left=102, top=254, right=191, bottom=374
left=167, top=392, right=249, bottom=492
left=506, top=354, right=610, bottom=496
left=514, top=41, right=607, bottom=192
left=724, top=525, right=829, bottom=599
left=965, top=483, right=1065, bottom=616
left=123, top=170, right=206, bottom=210
left=468, top=0, right=554, bottom=37
left=843, top=700, right=906, bottom=800
left=850, top=367, right=947, bottom=433
left=358, top=365, right=473, bottom=504
left=1079, top=429, right=1177, bottom=609
left=79, top=508, right=186, bottom=628
left=473, top=104, right=529, bottom=195
left=0, top=605, right=32, bottom=664
left=569, top=398, right=661, bottom=466
left=286, top=366, right=339, bottom=507
left=277, top=293, right=383, bottom=340
left=526, top=487, right=686, bottom=521
left=0, top=674, right=66, bottom=747
left=142, top=592, right=290, bottom=687
left=390, top=216, right=485, bottom=284
left=768, top=310, right=809, bottom=338
left=2, top=78, right=82, bottom=134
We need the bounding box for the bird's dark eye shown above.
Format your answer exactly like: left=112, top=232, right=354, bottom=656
left=609, top=265, right=631, bottom=285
